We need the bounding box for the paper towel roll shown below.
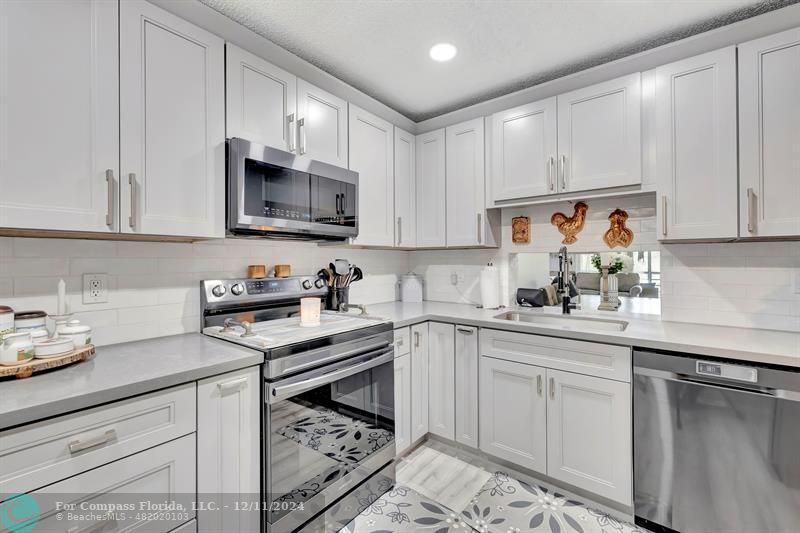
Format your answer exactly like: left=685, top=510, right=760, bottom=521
left=480, top=264, right=500, bottom=309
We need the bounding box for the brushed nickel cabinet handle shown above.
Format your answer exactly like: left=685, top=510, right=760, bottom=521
left=548, top=156, right=555, bottom=191
left=67, top=517, right=118, bottom=533
left=662, top=195, right=668, bottom=237
left=414, top=331, right=420, bottom=348
left=287, top=113, right=296, bottom=152
left=477, top=213, right=482, bottom=244
left=105, top=169, right=114, bottom=227
left=298, top=117, right=306, bottom=155
left=397, top=216, right=402, bottom=245
left=537, top=374, right=543, bottom=397
left=456, top=326, right=474, bottom=335
left=128, top=173, right=137, bottom=230
left=559, top=155, right=567, bottom=190
left=549, top=377, right=555, bottom=400
left=69, top=429, right=117, bottom=454
left=746, top=187, right=756, bottom=233
left=218, top=376, right=248, bottom=394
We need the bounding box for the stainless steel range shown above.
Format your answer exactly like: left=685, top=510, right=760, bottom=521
left=201, top=277, right=396, bottom=533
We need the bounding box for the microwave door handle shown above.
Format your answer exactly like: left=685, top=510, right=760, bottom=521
left=268, top=350, right=394, bottom=403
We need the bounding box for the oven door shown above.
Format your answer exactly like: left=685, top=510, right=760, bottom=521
left=265, top=346, right=395, bottom=532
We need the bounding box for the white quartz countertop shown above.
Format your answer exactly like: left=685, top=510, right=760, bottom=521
left=0, top=333, right=263, bottom=430
left=367, top=301, right=800, bottom=369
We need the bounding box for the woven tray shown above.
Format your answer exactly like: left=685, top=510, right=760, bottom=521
left=0, top=344, right=96, bottom=379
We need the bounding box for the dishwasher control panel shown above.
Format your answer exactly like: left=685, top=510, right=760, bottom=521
left=696, top=361, right=758, bottom=383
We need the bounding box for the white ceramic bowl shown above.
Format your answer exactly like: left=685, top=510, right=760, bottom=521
left=33, top=337, right=74, bottom=358
left=57, top=320, right=92, bottom=347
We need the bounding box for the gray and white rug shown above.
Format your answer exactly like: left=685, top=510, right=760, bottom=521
left=341, top=471, right=645, bottom=533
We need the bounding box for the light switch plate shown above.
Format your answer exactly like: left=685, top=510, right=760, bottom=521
left=83, top=273, right=108, bottom=304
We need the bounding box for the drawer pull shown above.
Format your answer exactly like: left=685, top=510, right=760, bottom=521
left=68, top=429, right=116, bottom=454
left=217, top=376, right=248, bottom=394
left=67, top=517, right=118, bottom=533
left=537, top=374, right=543, bottom=397
left=549, top=377, right=555, bottom=400
left=414, top=331, right=420, bottom=348
left=456, top=327, right=474, bottom=335
left=396, top=337, right=404, bottom=347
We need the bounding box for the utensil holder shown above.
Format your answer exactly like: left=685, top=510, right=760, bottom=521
left=326, top=288, right=349, bottom=311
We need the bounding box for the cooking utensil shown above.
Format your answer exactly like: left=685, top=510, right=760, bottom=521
left=334, top=259, right=350, bottom=276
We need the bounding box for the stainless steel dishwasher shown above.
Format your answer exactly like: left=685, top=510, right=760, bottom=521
left=633, top=349, right=800, bottom=533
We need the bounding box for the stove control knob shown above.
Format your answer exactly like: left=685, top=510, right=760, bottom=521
left=231, top=283, right=245, bottom=296
left=211, top=284, right=227, bottom=297
left=302, top=279, right=313, bottom=290
left=314, top=279, right=325, bottom=289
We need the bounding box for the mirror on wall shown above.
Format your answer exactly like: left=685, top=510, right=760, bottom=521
left=514, top=250, right=661, bottom=315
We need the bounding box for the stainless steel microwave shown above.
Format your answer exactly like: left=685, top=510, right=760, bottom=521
left=227, top=138, right=358, bottom=240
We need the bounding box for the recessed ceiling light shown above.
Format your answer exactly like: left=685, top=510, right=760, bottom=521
left=429, top=43, right=457, bottom=62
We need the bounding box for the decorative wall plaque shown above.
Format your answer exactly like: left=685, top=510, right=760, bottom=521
left=511, top=216, right=530, bottom=244
left=603, top=208, right=634, bottom=248
left=550, top=202, right=588, bottom=244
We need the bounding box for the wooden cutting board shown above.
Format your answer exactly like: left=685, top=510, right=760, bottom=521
left=0, top=344, right=96, bottom=379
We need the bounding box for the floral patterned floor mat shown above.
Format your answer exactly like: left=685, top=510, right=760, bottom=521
left=340, top=471, right=645, bottom=533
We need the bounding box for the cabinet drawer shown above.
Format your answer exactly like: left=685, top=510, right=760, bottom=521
left=26, top=434, right=196, bottom=533
left=480, top=329, right=630, bottom=382
left=0, top=383, right=196, bottom=494
left=393, top=327, right=411, bottom=357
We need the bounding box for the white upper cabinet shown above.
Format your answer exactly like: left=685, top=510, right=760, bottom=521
left=298, top=79, right=348, bottom=167
left=656, top=47, right=737, bottom=241
left=739, top=28, right=800, bottom=238
left=349, top=104, right=394, bottom=246
left=0, top=0, right=119, bottom=233
left=226, top=43, right=297, bottom=152
left=416, top=129, right=447, bottom=247
left=491, top=98, right=557, bottom=201
left=446, top=119, right=486, bottom=246
left=557, top=73, right=642, bottom=192
left=394, top=127, right=417, bottom=247
left=120, top=0, right=225, bottom=238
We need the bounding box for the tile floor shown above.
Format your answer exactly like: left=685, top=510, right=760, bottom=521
left=340, top=441, right=645, bottom=533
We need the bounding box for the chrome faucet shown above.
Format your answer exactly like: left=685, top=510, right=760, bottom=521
left=221, top=318, right=255, bottom=337
left=557, top=246, right=580, bottom=314
left=339, top=303, right=367, bottom=315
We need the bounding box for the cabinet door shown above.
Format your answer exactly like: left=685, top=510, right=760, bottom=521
left=297, top=79, right=348, bottom=167
left=0, top=0, right=118, bottom=232
left=416, top=129, right=447, bottom=247
left=546, top=369, right=632, bottom=505
left=656, top=47, right=737, bottom=240
left=446, top=119, right=486, bottom=246
left=197, top=367, right=260, bottom=533
left=479, top=357, right=546, bottom=473
left=491, top=97, right=557, bottom=201
left=427, top=322, right=455, bottom=440
left=454, top=326, right=479, bottom=448
left=349, top=104, right=394, bottom=246
left=557, top=73, right=641, bottom=192
left=739, top=28, right=800, bottom=238
left=120, top=0, right=225, bottom=238
left=394, top=354, right=412, bottom=456
left=410, top=322, right=430, bottom=442
left=394, top=127, right=417, bottom=247
left=226, top=43, right=297, bottom=152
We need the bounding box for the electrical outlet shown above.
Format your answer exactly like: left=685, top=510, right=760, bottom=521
left=83, top=273, right=108, bottom=304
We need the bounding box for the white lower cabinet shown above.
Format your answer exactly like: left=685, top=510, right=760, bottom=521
left=394, top=354, right=412, bottom=455
left=410, top=323, right=430, bottom=442
left=479, top=357, right=547, bottom=472
left=428, top=322, right=455, bottom=439
left=197, top=367, right=261, bottom=533
left=454, top=326, right=479, bottom=447
left=31, top=434, right=196, bottom=533
left=547, top=369, right=632, bottom=505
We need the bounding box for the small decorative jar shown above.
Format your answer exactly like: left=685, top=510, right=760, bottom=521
left=1, top=332, right=34, bottom=366
left=14, top=310, right=47, bottom=332
left=0, top=306, right=14, bottom=340
left=57, top=320, right=93, bottom=347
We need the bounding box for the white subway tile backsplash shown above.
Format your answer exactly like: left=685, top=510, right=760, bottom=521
left=0, top=257, right=70, bottom=278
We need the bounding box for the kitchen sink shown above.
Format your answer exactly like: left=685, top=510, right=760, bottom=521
left=494, top=311, right=629, bottom=332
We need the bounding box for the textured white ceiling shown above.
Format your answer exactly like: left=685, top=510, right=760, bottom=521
left=199, top=0, right=787, bottom=121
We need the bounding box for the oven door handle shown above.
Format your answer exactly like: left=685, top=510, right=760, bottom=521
left=268, top=349, right=394, bottom=403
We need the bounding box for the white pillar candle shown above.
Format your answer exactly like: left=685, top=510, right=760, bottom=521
left=57, top=279, right=67, bottom=315
left=299, top=297, right=321, bottom=327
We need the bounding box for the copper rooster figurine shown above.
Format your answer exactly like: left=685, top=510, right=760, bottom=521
left=603, top=208, right=634, bottom=248
left=551, top=202, right=588, bottom=245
